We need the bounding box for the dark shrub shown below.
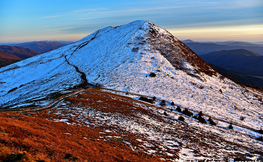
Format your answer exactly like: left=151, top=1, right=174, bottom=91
left=208, top=117, right=217, bottom=126
left=257, top=129, right=263, bottom=134
left=176, top=106, right=181, bottom=112
left=171, top=102, right=175, bottom=106
left=178, top=116, right=185, bottom=122
left=3, top=152, right=30, bottom=162
left=160, top=100, right=166, bottom=106
left=46, top=92, right=64, bottom=100
left=95, top=83, right=103, bottom=89
left=240, top=116, right=245, bottom=121
left=198, top=111, right=203, bottom=117
left=64, top=153, right=79, bottom=161
left=149, top=72, right=156, bottom=77
left=139, top=96, right=153, bottom=104
left=164, top=112, right=168, bottom=116
left=257, top=136, right=263, bottom=142
left=228, top=123, right=233, bottom=129
left=152, top=96, right=156, bottom=101
left=182, top=108, right=193, bottom=117
left=182, top=108, right=188, bottom=115
left=132, top=47, right=139, bottom=52
left=198, top=116, right=207, bottom=124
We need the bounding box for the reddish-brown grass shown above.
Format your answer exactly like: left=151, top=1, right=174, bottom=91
left=0, top=112, right=161, bottom=162
left=64, top=89, right=166, bottom=122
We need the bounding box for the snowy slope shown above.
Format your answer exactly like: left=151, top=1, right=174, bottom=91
left=0, top=20, right=262, bottom=131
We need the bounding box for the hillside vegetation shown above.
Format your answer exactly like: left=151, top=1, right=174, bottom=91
left=1, top=88, right=263, bottom=161
left=0, top=111, right=161, bottom=162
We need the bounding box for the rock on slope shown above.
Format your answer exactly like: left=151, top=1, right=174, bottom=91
left=0, top=20, right=262, bottom=132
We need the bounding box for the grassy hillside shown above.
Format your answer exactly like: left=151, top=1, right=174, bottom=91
left=0, top=112, right=161, bottom=162
left=1, top=88, right=262, bottom=161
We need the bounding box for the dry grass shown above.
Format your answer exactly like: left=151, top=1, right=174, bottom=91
left=1, top=88, right=262, bottom=161
left=0, top=112, right=161, bottom=162
left=49, top=88, right=263, bottom=160
left=64, top=89, right=165, bottom=122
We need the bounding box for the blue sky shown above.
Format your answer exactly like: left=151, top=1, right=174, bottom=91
left=0, top=0, right=262, bottom=43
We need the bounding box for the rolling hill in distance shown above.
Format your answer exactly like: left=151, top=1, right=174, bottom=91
left=200, top=49, right=263, bottom=76
left=0, top=20, right=262, bottom=161
left=0, top=45, right=39, bottom=67
left=0, top=41, right=73, bottom=67
left=183, top=40, right=263, bottom=55
left=9, top=41, right=72, bottom=53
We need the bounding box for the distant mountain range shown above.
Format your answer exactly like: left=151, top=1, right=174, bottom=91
left=9, top=41, right=72, bottom=53
left=0, top=41, right=73, bottom=67
left=0, top=45, right=39, bottom=67
left=183, top=40, right=263, bottom=55
left=200, top=49, right=263, bottom=76
left=214, top=41, right=263, bottom=47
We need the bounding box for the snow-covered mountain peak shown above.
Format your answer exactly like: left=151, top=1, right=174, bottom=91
left=1, top=20, right=262, bottom=161
left=76, top=20, right=217, bottom=79
left=0, top=21, right=262, bottom=133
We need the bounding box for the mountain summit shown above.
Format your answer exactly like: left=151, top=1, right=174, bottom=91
left=0, top=21, right=262, bottom=132
left=0, top=20, right=215, bottom=107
